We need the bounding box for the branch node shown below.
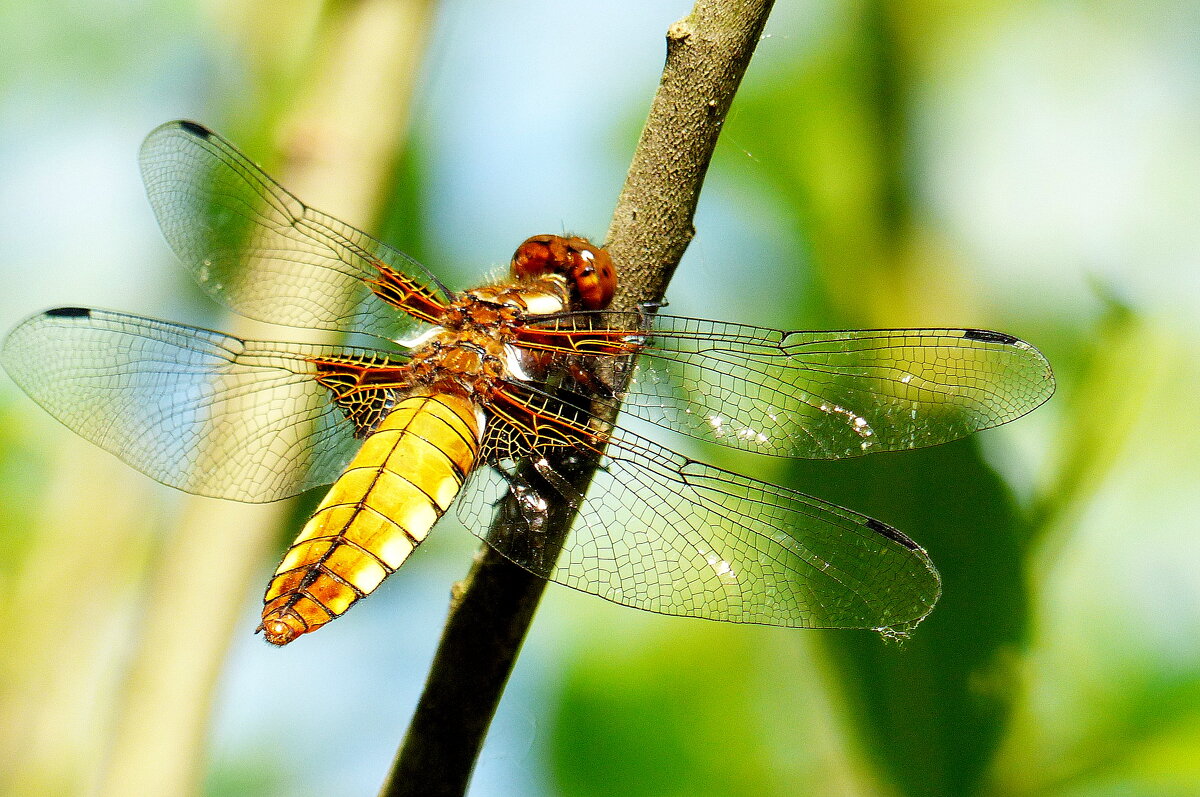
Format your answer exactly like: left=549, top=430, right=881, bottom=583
left=667, top=20, right=693, bottom=42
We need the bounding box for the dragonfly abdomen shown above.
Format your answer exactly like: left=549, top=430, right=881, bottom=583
left=260, top=392, right=481, bottom=645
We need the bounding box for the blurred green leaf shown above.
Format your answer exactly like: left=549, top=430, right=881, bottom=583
left=794, top=440, right=1029, bottom=796
left=550, top=620, right=841, bottom=797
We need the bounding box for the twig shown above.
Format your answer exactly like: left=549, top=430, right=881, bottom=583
left=606, top=0, right=776, bottom=312
left=380, top=3, right=775, bottom=796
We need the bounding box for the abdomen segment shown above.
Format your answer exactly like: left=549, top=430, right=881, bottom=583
left=261, top=392, right=480, bottom=645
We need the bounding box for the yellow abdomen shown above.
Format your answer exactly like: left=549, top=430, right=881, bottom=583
left=261, top=392, right=480, bottom=645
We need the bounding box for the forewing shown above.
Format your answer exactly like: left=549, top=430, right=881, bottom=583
left=459, top=419, right=940, bottom=632
left=139, top=120, right=447, bottom=339
left=1, top=308, right=394, bottom=502
left=528, top=313, right=1055, bottom=459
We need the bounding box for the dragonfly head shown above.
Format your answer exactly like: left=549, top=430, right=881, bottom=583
left=510, top=234, right=616, bottom=311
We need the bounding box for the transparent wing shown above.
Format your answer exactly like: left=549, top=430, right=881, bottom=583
left=458, top=403, right=940, bottom=632
left=0, top=308, right=399, bottom=502
left=525, top=313, right=1056, bottom=459
left=139, top=120, right=448, bottom=339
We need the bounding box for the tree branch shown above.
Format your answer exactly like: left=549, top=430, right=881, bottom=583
left=380, top=3, right=775, bottom=796
left=607, top=1, right=775, bottom=311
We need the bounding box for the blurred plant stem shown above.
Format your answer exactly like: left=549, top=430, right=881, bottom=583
left=987, top=315, right=1200, bottom=796
left=380, top=2, right=776, bottom=796
left=94, top=1, right=436, bottom=795
left=1027, top=298, right=1149, bottom=554
left=0, top=441, right=154, bottom=796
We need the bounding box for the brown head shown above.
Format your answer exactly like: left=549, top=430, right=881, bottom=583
left=510, top=234, right=616, bottom=310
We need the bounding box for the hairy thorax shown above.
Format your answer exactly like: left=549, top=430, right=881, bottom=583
left=405, top=274, right=571, bottom=399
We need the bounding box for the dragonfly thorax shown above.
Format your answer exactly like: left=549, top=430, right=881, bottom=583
left=406, top=329, right=508, bottom=398
left=459, top=273, right=572, bottom=322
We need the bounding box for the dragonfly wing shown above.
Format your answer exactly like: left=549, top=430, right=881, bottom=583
left=139, top=120, right=448, bottom=339
left=529, top=313, right=1055, bottom=459
left=1, top=308, right=393, bottom=502
left=460, top=422, right=940, bottom=632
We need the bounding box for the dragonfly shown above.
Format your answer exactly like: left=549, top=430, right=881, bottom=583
left=1, top=121, right=1054, bottom=645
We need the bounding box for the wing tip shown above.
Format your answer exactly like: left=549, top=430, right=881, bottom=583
left=960, top=327, right=1057, bottom=414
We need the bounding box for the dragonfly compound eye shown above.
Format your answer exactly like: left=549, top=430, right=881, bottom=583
left=568, top=243, right=616, bottom=310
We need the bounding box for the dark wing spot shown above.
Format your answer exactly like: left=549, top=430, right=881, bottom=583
left=963, top=329, right=1018, bottom=345
left=865, top=517, right=921, bottom=550
left=45, top=307, right=91, bottom=318
left=176, top=120, right=213, bottom=140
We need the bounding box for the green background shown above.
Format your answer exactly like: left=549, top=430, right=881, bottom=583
left=1, top=1, right=1197, bottom=795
